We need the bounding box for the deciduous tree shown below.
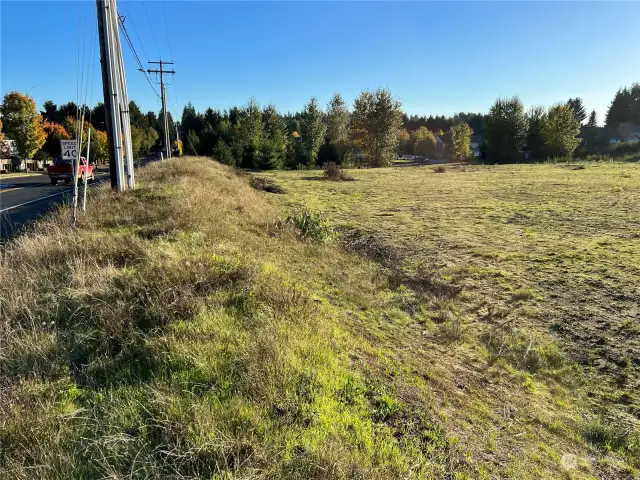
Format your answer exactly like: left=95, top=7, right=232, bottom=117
left=449, top=123, right=472, bottom=160
left=91, top=129, right=108, bottom=164
left=484, top=96, right=527, bottom=163
left=542, top=103, right=580, bottom=158
left=0, top=92, right=46, bottom=160
left=396, top=128, right=410, bottom=154
left=352, top=88, right=402, bottom=167
left=300, top=97, right=325, bottom=166
left=409, top=126, right=436, bottom=157
left=42, top=120, right=70, bottom=158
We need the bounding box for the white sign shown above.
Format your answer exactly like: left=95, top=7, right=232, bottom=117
left=60, top=139, right=78, bottom=160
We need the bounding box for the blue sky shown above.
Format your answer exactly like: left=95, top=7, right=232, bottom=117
left=1, top=1, right=639, bottom=124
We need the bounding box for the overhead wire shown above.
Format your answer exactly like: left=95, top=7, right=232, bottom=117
left=75, top=2, right=83, bottom=124
left=117, top=13, right=160, bottom=99
left=142, top=0, right=162, bottom=59
left=120, top=1, right=150, bottom=62
left=162, top=1, right=173, bottom=62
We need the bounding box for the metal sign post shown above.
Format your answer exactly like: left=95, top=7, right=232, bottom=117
left=82, top=128, right=92, bottom=213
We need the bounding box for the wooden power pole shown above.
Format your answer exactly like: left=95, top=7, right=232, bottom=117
left=147, top=60, right=175, bottom=160
left=95, top=0, right=134, bottom=192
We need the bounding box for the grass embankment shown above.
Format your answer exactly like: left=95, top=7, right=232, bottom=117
left=258, top=162, right=640, bottom=479
left=1, top=158, right=638, bottom=479
left=2, top=158, right=475, bottom=479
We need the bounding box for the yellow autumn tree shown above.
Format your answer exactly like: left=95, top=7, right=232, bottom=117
left=0, top=92, right=46, bottom=159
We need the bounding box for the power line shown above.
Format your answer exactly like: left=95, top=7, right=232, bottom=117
left=117, top=14, right=160, bottom=99
left=162, top=1, right=173, bottom=61
left=120, top=1, right=150, bottom=61
left=142, top=0, right=162, bottom=59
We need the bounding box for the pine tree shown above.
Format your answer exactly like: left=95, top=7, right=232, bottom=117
left=326, top=93, right=351, bottom=164
left=606, top=83, right=640, bottom=126
left=484, top=96, right=527, bottom=163
left=526, top=106, right=548, bottom=159
left=586, top=110, right=598, bottom=128
left=567, top=97, right=587, bottom=125
left=300, top=97, right=325, bottom=166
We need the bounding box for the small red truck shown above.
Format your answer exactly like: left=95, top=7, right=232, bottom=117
left=47, top=157, right=94, bottom=185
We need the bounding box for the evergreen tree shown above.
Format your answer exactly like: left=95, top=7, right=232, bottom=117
left=526, top=106, right=548, bottom=159
left=586, top=110, right=598, bottom=128
left=300, top=97, right=325, bottom=166
left=326, top=93, right=351, bottom=163
left=258, top=104, right=286, bottom=169
left=317, top=137, right=340, bottom=166
left=606, top=84, right=640, bottom=126
left=484, top=96, right=527, bottom=163
left=181, top=103, right=203, bottom=137
left=567, top=97, right=587, bottom=125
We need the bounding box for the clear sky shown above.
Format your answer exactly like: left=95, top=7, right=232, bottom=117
left=1, top=1, right=639, bottom=124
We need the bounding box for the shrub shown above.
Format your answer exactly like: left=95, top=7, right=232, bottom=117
left=286, top=209, right=336, bottom=243
left=324, top=162, right=354, bottom=181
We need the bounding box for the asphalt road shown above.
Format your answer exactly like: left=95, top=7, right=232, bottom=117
left=0, top=171, right=108, bottom=239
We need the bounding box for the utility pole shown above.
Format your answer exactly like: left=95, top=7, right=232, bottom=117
left=175, top=122, right=180, bottom=154
left=147, top=60, right=175, bottom=160
left=95, top=0, right=133, bottom=192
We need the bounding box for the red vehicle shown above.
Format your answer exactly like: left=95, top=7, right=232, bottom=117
left=47, top=157, right=94, bottom=185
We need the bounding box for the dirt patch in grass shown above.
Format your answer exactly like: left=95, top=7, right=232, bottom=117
left=250, top=175, right=286, bottom=194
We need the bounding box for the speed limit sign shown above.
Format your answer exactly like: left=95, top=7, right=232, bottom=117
left=60, top=139, right=77, bottom=160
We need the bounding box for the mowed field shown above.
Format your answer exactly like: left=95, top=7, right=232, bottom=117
left=258, top=162, right=640, bottom=478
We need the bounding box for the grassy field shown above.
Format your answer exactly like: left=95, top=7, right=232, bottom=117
left=257, top=161, right=640, bottom=479
left=1, top=158, right=638, bottom=479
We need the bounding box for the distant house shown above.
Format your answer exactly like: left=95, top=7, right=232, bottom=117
left=0, top=139, right=18, bottom=172
left=609, top=123, right=640, bottom=144
left=470, top=134, right=484, bottom=158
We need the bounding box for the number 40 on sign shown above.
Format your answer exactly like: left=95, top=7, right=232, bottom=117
left=60, top=139, right=78, bottom=160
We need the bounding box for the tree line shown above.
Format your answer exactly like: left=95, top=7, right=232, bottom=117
left=179, top=88, right=407, bottom=169
left=2, top=82, right=637, bottom=167
left=0, top=92, right=169, bottom=165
